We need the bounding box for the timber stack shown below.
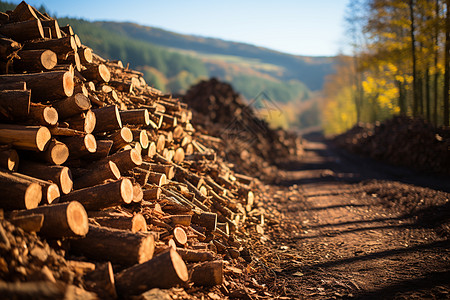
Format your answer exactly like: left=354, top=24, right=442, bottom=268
left=0, top=2, right=272, bottom=298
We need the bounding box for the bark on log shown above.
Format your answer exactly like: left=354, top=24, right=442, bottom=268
left=10, top=201, right=88, bottom=238
left=11, top=172, right=60, bottom=204
left=29, top=103, right=58, bottom=126
left=142, top=186, right=161, bottom=201
left=34, top=139, right=69, bottom=165
left=14, top=49, right=57, bottom=71
left=23, top=36, right=76, bottom=56
left=189, top=260, right=223, bottom=286
left=64, top=110, right=96, bottom=134
left=0, top=19, right=44, bottom=42
left=8, top=1, right=39, bottom=23
left=142, top=162, right=175, bottom=180
left=0, top=148, right=19, bottom=171
left=70, top=225, right=154, bottom=266
left=91, top=105, right=122, bottom=133
left=0, top=170, right=42, bottom=211
left=0, top=124, right=50, bottom=151
left=60, top=178, right=133, bottom=211
left=73, top=160, right=120, bottom=190
left=62, top=133, right=97, bottom=159
left=81, top=63, right=110, bottom=83
left=97, top=148, right=142, bottom=174
left=0, top=70, right=74, bottom=100
left=9, top=213, right=44, bottom=232
left=40, top=19, right=61, bottom=39
left=86, top=139, right=112, bottom=160
left=84, top=262, right=117, bottom=299
left=191, top=211, right=217, bottom=232
left=108, top=127, right=133, bottom=152
left=18, top=160, right=73, bottom=194
left=53, top=93, right=91, bottom=119
left=94, top=213, right=147, bottom=233
left=78, top=46, right=92, bottom=64
left=0, top=80, right=26, bottom=91
left=119, top=109, right=150, bottom=126
left=0, top=90, right=30, bottom=120
left=115, top=248, right=188, bottom=296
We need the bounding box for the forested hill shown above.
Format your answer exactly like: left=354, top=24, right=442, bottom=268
left=89, top=21, right=334, bottom=91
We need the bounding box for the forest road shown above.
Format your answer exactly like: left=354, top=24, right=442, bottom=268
left=256, top=134, right=450, bottom=299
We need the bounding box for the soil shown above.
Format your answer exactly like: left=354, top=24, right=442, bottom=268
left=232, top=133, right=450, bottom=300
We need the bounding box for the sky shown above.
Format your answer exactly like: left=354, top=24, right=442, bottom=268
left=9, top=0, right=351, bottom=57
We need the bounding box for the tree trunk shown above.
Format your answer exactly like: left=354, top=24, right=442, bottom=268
left=410, top=0, right=418, bottom=116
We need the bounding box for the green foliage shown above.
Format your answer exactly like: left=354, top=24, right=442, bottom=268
left=0, top=0, right=15, bottom=12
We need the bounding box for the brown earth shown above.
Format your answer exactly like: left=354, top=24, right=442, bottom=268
left=228, top=133, right=450, bottom=300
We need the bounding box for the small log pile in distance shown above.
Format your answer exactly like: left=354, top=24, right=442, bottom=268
left=0, top=2, right=290, bottom=298
left=184, top=78, right=303, bottom=181
left=333, top=115, right=450, bottom=175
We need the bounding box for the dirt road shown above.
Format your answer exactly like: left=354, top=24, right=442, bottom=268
left=248, top=135, right=450, bottom=299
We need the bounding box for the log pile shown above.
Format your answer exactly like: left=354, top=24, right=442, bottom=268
left=0, top=2, right=274, bottom=298
left=333, top=116, right=450, bottom=175
left=183, top=78, right=303, bottom=181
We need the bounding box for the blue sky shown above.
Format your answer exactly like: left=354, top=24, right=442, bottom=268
left=10, top=0, right=350, bottom=57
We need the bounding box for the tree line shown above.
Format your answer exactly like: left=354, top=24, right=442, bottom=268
left=323, top=0, right=450, bottom=134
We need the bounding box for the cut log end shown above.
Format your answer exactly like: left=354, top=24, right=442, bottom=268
left=8, top=149, right=19, bottom=172
left=99, top=64, right=111, bottom=83
left=131, top=214, right=147, bottom=232
left=42, top=107, right=58, bottom=126
left=48, top=141, right=69, bottom=165
left=84, top=110, right=96, bottom=134
left=25, top=182, right=42, bottom=209
left=171, top=249, right=189, bottom=282
left=131, top=148, right=143, bottom=166
left=36, top=126, right=51, bottom=151
left=174, top=227, right=187, bottom=245
left=63, top=71, right=74, bottom=97
left=66, top=201, right=89, bottom=236
left=41, top=49, right=57, bottom=70
left=109, top=161, right=121, bottom=180
left=120, top=178, right=134, bottom=204
left=84, top=134, right=97, bottom=153
left=46, top=183, right=60, bottom=204
left=60, top=167, right=73, bottom=194
left=138, top=234, right=155, bottom=263
left=140, top=130, right=149, bottom=149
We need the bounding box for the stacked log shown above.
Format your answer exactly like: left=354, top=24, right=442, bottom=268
left=0, top=2, right=271, bottom=298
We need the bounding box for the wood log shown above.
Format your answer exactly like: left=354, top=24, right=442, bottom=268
left=132, top=182, right=143, bottom=202
left=9, top=213, right=44, bottom=232
left=14, top=49, right=57, bottom=71
left=64, top=110, right=96, bottom=134
left=78, top=46, right=92, bottom=64
left=173, top=147, right=185, bottom=164
left=70, top=225, right=154, bottom=266
left=97, top=148, right=142, bottom=173
left=189, top=261, right=223, bottom=286
left=86, top=139, right=112, bottom=160
left=155, top=134, right=166, bottom=153
left=108, top=127, right=133, bottom=152
left=41, top=19, right=61, bottom=39
left=191, top=211, right=217, bottom=232
left=146, top=141, right=156, bottom=158
left=0, top=70, right=74, bottom=100
left=11, top=172, right=60, bottom=204
left=23, top=36, right=76, bottom=56
left=62, top=133, right=97, bottom=159
left=109, top=80, right=132, bottom=93
left=91, top=105, right=122, bottom=133
left=0, top=81, right=26, bottom=91
left=10, top=201, right=88, bottom=238
left=53, top=93, right=91, bottom=119
left=115, top=249, right=188, bottom=296
left=29, top=103, right=58, bottom=126
left=0, top=170, right=41, bottom=210
left=66, top=260, right=96, bottom=275
left=0, top=90, right=30, bottom=120
left=61, top=178, right=133, bottom=211
left=61, top=51, right=81, bottom=71
left=84, top=262, right=117, bottom=299
left=0, top=148, right=19, bottom=171
left=0, top=124, right=50, bottom=151
left=119, top=109, right=150, bottom=126
left=8, top=1, right=39, bottom=23
left=94, top=213, right=147, bottom=233
left=33, top=139, right=69, bottom=165
left=18, top=160, right=73, bottom=194
left=59, top=25, right=74, bottom=36
left=173, top=226, right=187, bottom=246
left=161, top=214, right=191, bottom=227
left=81, top=63, right=110, bottom=83
left=0, top=19, right=44, bottom=42
left=0, top=281, right=96, bottom=299
left=142, top=186, right=161, bottom=201
left=142, top=162, right=175, bottom=180
left=73, top=160, right=120, bottom=189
